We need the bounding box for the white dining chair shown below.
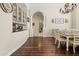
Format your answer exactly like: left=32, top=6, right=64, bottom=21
left=57, top=31, right=67, bottom=48
left=53, top=29, right=67, bottom=48
left=69, top=35, right=79, bottom=53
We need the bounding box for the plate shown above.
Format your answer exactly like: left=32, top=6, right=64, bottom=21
left=0, top=3, right=13, bottom=13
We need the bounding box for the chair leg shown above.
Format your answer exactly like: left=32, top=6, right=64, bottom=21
left=58, top=41, right=60, bottom=48
left=55, top=39, right=57, bottom=44
left=73, top=44, right=75, bottom=53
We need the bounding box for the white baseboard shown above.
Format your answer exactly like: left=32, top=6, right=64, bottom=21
left=6, top=37, right=29, bottom=56
left=30, top=35, right=53, bottom=37
left=43, top=35, right=53, bottom=37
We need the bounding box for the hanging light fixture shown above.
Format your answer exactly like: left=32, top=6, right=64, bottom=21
left=59, top=3, right=77, bottom=14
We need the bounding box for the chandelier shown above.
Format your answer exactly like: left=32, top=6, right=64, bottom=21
left=59, top=3, right=77, bottom=14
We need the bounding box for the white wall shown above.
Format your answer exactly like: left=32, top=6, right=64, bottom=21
left=73, top=4, right=79, bottom=29
left=0, top=4, right=29, bottom=55
left=75, top=4, right=79, bottom=29
left=29, top=3, right=71, bottom=37
left=71, top=5, right=77, bottom=29
left=71, top=4, right=79, bottom=29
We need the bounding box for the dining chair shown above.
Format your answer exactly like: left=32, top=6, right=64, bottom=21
left=57, top=31, right=67, bottom=48
left=69, top=35, right=79, bottom=53
left=53, top=29, right=67, bottom=48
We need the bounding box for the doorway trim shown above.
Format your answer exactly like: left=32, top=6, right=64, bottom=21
left=32, top=11, right=44, bottom=37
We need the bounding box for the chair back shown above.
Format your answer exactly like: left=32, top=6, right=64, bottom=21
left=73, top=31, right=79, bottom=44
left=52, top=29, right=59, bottom=40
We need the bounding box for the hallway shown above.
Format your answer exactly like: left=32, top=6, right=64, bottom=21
left=11, top=37, right=79, bottom=56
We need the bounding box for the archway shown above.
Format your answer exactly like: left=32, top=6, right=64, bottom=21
left=32, top=11, right=44, bottom=37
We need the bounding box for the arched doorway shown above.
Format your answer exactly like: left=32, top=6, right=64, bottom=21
left=32, top=11, right=44, bottom=37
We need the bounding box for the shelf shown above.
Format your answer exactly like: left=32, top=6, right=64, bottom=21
left=13, top=21, right=26, bottom=25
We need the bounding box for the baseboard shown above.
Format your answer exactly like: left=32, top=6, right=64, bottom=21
left=6, top=37, right=29, bottom=56
left=43, top=35, right=53, bottom=37
left=29, top=37, right=54, bottom=38
left=31, top=35, right=53, bottom=37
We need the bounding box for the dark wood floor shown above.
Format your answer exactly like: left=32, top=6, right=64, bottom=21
left=11, top=37, right=79, bottom=56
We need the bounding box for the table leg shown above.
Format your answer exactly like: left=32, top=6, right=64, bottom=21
left=66, top=37, right=69, bottom=51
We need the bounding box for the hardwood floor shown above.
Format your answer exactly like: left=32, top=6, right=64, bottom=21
left=11, top=37, right=79, bottom=56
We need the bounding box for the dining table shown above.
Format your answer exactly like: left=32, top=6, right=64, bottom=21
left=56, top=29, right=79, bottom=51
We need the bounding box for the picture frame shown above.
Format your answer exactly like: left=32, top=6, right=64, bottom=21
left=0, top=3, right=13, bottom=13
left=55, top=17, right=64, bottom=24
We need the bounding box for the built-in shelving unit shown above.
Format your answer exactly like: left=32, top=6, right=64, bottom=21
left=12, top=3, right=27, bottom=32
